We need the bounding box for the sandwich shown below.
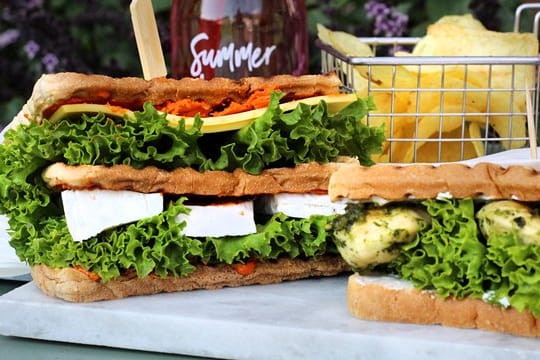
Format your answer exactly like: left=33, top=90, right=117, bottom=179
left=328, top=162, right=540, bottom=338
left=0, top=72, right=385, bottom=302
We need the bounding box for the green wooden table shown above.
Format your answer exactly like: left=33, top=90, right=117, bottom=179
left=0, top=280, right=199, bottom=360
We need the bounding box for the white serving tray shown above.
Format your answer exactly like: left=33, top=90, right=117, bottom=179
left=0, top=276, right=539, bottom=360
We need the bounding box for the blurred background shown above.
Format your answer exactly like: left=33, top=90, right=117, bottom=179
left=0, top=0, right=534, bottom=127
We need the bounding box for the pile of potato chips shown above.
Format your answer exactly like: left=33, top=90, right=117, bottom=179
left=318, top=14, right=539, bottom=163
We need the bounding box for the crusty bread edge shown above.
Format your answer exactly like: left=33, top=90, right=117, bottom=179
left=42, top=161, right=343, bottom=196
left=31, top=256, right=350, bottom=302
left=329, top=162, right=540, bottom=202
left=17, top=72, right=342, bottom=125
left=347, top=273, right=540, bottom=338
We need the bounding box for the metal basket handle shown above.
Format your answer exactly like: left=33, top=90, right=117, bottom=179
left=514, top=3, right=540, bottom=37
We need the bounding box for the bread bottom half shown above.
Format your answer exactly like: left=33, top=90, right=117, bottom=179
left=31, top=255, right=350, bottom=302
left=347, top=273, right=540, bottom=338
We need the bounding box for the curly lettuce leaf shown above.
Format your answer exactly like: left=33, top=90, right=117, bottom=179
left=485, top=232, right=540, bottom=316
left=390, top=199, right=492, bottom=298
left=0, top=94, right=382, bottom=278
left=3, top=93, right=384, bottom=176
left=10, top=196, right=336, bottom=281
left=204, top=214, right=337, bottom=264
left=39, top=105, right=207, bottom=169
left=10, top=198, right=199, bottom=281
left=390, top=198, right=540, bottom=316
left=200, top=92, right=384, bottom=173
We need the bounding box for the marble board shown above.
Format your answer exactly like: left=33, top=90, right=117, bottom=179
left=0, top=276, right=539, bottom=359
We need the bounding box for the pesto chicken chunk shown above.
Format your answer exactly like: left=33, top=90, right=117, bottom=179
left=332, top=204, right=430, bottom=269
left=476, top=200, right=540, bottom=245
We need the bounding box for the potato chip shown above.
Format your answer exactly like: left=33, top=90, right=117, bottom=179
left=412, top=15, right=538, bottom=57
left=489, top=106, right=527, bottom=149
left=415, top=74, right=488, bottom=113
left=413, top=126, right=481, bottom=162
left=412, top=16, right=537, bottom=151
left=390, top=103, right=484, bottom=162
left=468, top=122, right=486, bottom=157
left=389, top=123, right=483, bottom=163
left=316, top=23, right=333, bottom=47
left=355, top=64, right=419, bottom=89
left=317, top=24, right=372, bottom=94
left=318, top=15, right=538, bottom=163
left=331, top=34, right=372, bottom=58
left=428, top=14, right=486, bottom=31
left=362, top=91, right=412, bottom=154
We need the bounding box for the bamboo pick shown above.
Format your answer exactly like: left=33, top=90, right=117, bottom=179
left=525, top=81, right=537, bottom=160
left=130, top=0, right=167, bottom=80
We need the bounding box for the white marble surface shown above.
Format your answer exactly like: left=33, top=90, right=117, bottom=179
left=1, top=276, right=539, bottom=359
left=0, top=215, right=30, bottom=280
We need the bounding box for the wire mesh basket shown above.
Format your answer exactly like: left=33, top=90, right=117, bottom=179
left=317, top=5, right=540, bottom=163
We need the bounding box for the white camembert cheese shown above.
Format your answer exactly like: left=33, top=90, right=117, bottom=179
left=62, top=190, right=163, bottom=242
left=259, top=193, right=349, bottom=218
left=176, top=201, right=257, bottom=238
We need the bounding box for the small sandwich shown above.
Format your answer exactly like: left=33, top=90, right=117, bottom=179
left=0, top=72, right=385, bottom=302
left=328, top=162, right=540, bottom=338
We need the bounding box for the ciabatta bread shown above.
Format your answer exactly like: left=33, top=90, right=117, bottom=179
left=347, top=274, right=540, bottom=338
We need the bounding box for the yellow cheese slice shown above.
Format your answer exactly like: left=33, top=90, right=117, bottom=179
left=48, top=104, right=134, bottom=123
left=48, top=93, right=358, bottom=133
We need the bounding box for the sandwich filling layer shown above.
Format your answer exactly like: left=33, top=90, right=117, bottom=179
left=332, top=197, right=540, bottom=318
left=0, top=92, right=384, bottom=283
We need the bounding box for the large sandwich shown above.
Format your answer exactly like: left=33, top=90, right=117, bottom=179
left=328, top=162, right=540, bottom=338
left=0, top=72, right=385, bottom=302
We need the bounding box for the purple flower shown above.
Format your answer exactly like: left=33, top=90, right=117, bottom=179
left=365, top=0, right=390, bottom=19
left=391, top=12, right=409, bottom=36
left=394, top=12, right=409, bottom=27
left=373, top=16, right=390, bottom=35
left=24, top=40, right=40, bottom=59
left=364, top=1, right=408, bottom=38
left=390, top=13, right=408, bottom=36
left=42, top=53, right=59, bottom=73
left=0, top=29, right=20, bottom=48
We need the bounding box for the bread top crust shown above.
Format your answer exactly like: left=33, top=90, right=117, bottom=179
left=328, top=162, right=540, bottom=202
left=19, top=72, right=342, bottom=124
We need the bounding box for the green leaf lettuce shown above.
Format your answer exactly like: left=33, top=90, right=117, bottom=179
left=390, top=199, right=540, bottom=316
left=0, top=94, right=379, bottom=281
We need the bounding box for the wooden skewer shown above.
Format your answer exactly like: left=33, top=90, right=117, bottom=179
left=130, top=0, right=167, bottom=80
left=525, top=81, right=537, bottom=160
